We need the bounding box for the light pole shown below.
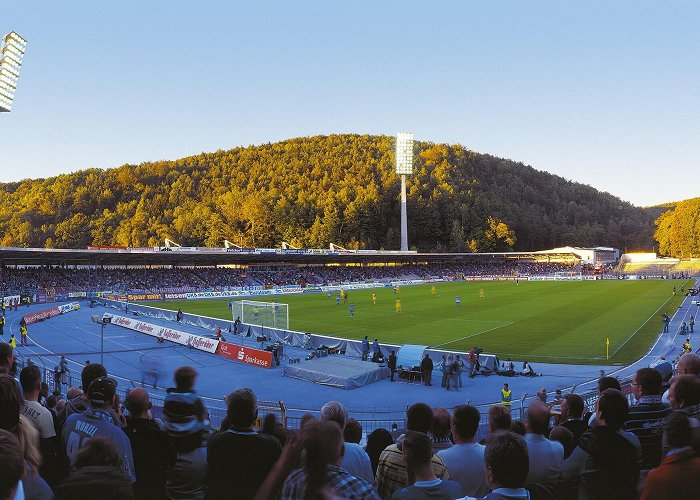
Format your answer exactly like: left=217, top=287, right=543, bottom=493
left=395, top=133, right=414, bottom=251
left=0, top=32, right=28, bottom=112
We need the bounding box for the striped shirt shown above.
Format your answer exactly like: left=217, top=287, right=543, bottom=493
left=375, top=443, right=449, bottom=499
left=623, top=396, right=671, bottom=469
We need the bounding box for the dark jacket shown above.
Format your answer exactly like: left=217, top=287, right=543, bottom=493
left=576, top=426, right=639, bottom=500
left=163, top=389, right=210, bottom=452
left=56, top=465, right=135, bottom=500
left=420, top=357, right=433, bottom=372
left=388, top=354, right=397, bottom=370
left=126, top=417, right=177, bottom=500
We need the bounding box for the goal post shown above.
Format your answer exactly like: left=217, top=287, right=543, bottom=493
left=231, top=300, right=289, bottom=330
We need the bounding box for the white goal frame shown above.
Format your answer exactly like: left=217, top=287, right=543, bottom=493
left=231, top=300, right=289, bottom=330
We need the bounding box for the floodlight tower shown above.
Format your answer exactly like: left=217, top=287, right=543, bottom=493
left=0, top=32, right=28, bottom=112
left=395, top=132, right=414, bottom=251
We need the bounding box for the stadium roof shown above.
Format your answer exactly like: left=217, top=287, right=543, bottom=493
left=0, top=246, right=585, bottom=267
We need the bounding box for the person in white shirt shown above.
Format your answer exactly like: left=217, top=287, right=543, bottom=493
left=320, top=401, right=375, bottom=484
left=437, top=405, right=488, bottom=497
left=19, top=365, right=56, bottom=440
left=523, top=401, right=563, bottom=484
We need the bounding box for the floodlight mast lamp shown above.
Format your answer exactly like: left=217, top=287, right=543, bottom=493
left=396, top=132, right=414, bottom=251
left=0, top=31, right=27, bottom=112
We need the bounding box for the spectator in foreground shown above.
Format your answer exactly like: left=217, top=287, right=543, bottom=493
left=0, top=342, right=15, bottom=376
left=56, top=362, right=109, bottom=431
left=561, top=389, right=639, bottom=500
left=558, top=393, right=587, bottom=444
left=56, top=436, right=135, bottom=500
left=376, top=403, right=449, bottom=499
left=667, top=373, right=700, bottom=418
left=280, top=420, right=380, bottom=499
left=20, top=364, right=60, bottom=486
left=0, top=374, right=53, bottom=499
left=62, top=376, right=135, bottom=482
left=664, top=374, right=700, bottom=453
left=391, top=431, right=462, bottom=499
left=429, top=407, right=453, bottom=452
left=261, top=413, right=288, bottom=447
left=163, top=366, right=210, bottom=500
left=465, top=431, right=530, bottom=500
left=366, top=428, right=395, bottom=476
left=523, top=401, right=563, bottom=485
left=124, top=387, right=176, bottom=500
left=437, top=405, right=488, bottom=498
left=509, top=420, right=526, bottom=436
left=207, top=388, right=282, bottom=500
left=487, top=405, right=512, bottom=435
left=641, top=412, right=700, bottom=500
left=320, top=401, right=374, bottom=484
left=548, top=426, right=575, bottom=459
left=623, top=367, right=671, bottom=470
left=586, top=376, right=621, bottom=426
left=662, top=353, right=700, bottom=403
left=344, top=418, right=363, bottom=445
left=0, top=429, right=25, bottom=500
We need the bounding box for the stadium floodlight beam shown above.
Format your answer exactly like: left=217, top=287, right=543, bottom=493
left=0, top=31, right=28, bottom=113
left=395, top=132, right=414, bottom=251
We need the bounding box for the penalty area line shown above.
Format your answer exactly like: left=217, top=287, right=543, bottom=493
left=431, top=322, right=514, bottom=349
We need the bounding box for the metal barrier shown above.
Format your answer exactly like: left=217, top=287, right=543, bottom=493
left=15, top=355, right=634, bottom=439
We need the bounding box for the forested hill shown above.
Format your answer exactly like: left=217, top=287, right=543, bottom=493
left=0, top=134, right=656, bottom=252
left=653, top=197, right=700, bottom=258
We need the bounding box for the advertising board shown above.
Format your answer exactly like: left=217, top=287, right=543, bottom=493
left=217, top=341, right=273, bottom=369
left=105, top=314, right=219, bottom=353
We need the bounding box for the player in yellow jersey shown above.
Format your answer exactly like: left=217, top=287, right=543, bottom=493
left=395, top=299, right=402, bottom=313
left=372, top=292, right=376, bottom=304
left=479, top=288, right=485, bottom=298
left=431, top=285, right=437, bottom=295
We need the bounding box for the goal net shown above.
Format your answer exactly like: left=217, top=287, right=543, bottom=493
left=231, top=300, right=289, bottom=330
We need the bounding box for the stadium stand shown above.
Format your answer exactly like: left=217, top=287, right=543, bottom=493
left=0, top=261, right=584, bottom=297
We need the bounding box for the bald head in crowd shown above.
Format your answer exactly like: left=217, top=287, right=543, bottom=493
left=67, top=387, right=83, bottom=400
left=125, top=388, right=152, bottom=418
left=677, top=353, right=700, bottom=376
left=526, top=401, right=552, bottom=435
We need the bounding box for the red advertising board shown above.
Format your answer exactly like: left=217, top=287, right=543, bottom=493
left=217, top=342, right=273, bottom=369
left=23, top=306, right=61, bottom=324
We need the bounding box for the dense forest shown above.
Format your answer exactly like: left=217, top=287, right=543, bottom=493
left=0, top=134, right=659, bottom=252
left=653, top=197, right=700, bottom=258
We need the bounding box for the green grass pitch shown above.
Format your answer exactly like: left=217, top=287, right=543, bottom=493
left=147, top=280, right=692, bottom=365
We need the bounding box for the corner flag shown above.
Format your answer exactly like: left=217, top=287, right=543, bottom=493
left=606, top=337, right=610, bottom=360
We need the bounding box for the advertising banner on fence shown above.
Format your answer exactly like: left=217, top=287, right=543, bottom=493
left=1, top=296, right=20, bottom=306
left=23, top=302, right=80, bottom=325
left=216, top=341, right=273, bottom=369
left=185, top=288, right=304, bottom=300
left=105, top=314, right=219, bottom=354
left=104, top=293, right=164, bottom=301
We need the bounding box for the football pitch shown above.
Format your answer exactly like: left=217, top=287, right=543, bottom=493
left=148, top=280, right=692, bottom=365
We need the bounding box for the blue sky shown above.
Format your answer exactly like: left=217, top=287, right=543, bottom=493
left=1, top=1, right=698, bottom=206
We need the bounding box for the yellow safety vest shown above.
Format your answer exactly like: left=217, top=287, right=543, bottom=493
left=501, top=389, right=512, bottom=406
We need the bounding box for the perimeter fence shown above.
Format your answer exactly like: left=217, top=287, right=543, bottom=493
left=13, top=353, right=633, bottom=441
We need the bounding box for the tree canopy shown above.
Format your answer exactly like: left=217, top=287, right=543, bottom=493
left=653, top=197, right=700, bottom=258
left=0, top=134, right=657, bottom=252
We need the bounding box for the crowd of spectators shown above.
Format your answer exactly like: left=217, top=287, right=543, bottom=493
left=1, top=338, right=699, bottom=499
left=0, top=261, right=583, bottom=296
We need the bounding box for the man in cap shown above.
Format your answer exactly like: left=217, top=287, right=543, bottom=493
left=62, top=376, right=135, bottom=482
